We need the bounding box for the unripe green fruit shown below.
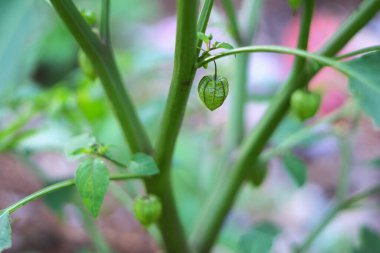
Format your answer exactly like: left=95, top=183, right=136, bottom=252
left=81, top=9, right=97, bottom=26
left=198, top=75, right=229, bottom=111
left=133, top=195, right=162, bottom=227
left=78, top=50, right=96, bottom=80
left=290, top=90, right=321, bottom=121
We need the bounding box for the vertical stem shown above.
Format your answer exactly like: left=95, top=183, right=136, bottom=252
left=100, top=0, right=111, bottom=45
left=191, top=1, right=315, bottom=251
left=145, top=0, right=199, bottom=252
left=336, top=135, right=351, bottom=202
left=220, top=0, right=242, bottom=44
left=227, top=53, right=248, bottom=149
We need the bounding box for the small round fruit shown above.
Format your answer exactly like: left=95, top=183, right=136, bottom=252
left=290, top=90, right=321, bottom=121
left=133, top=195, right=162, bottom=227
left=198, top=75, right=229, bottom=111
left=81, top=9, right=97, bottom=26
left=78, top=50, right=96, bottom=80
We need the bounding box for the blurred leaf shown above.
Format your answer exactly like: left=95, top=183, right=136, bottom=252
left=128, top=153, right=159, bottom=176
left=288, top=0, right=302, bottom=11
left=75, top=158, right=109, bottom=218
left=197, top=32, right=210, bottom=44
left=64, top=134, right=96, bottom=160
left=239, top=221, right=280, bottom=253
left=249, top=160, right=268, bottom=187
left=369, top=157, right=380, bottom=169
left=346, top=52, right=380, bottom=127
left=283, top=153, right=307, bottom=187
left=44, top=185, right=76, bottom=216
left=0, top=211, right=12, bottom=252
left=353, top=227, right=380, bottom=253
left=215, top=42, right=234, bottom=50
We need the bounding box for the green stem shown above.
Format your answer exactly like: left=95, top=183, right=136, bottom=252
left=192, top=0, right=380, bottom=251
left=197, top=45, right=380, bottom=94
left=336, top=135, right=352, bottom=202
left=196, top=0, right=214, bottom=55
left=3, top=173, right=152, bottom=215
left=191, top=2, right=315, bottom=252
left=227, top=54, right=248, bottom=150
left=221, top=0, right=241, bottom=44
left=335, top=45, right=380, bottom=60
left=145, top=0, right=200, bottom=252
left=294, top=184, right=380, bottom=253
left=50, top=0, right=152, bottom=154
left=100, top=0, right=111, bottom=45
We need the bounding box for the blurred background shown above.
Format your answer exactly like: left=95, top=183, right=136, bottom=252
left=0, top=0, right=380, bottom=252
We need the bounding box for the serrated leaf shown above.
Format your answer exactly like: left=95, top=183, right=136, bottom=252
left=128, top=153, right=159, bottom=176
left=283, top=153, right=307, bottom=187
left=197, top=32, right=210, bottom=44
left=0, top=211, right=12, bottom=252
left=346, top=52, right=380, bottom=128
left=353, top=226, right=380, bottom=253
left=239, top=221, right=280, bottom=253
left=288, top=0, right=302, bottom=10
left=216, top=42, right=234, bottom=50
left=75, top=158, right=109, bottom=218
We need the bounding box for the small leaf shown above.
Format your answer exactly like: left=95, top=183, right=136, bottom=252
left=128, top=153, right=159, bottom=176
left=239, top=221, right=280, bottom=253
left=288, top=0, right=302, bottom=11
left=198, top=75, right=229, bottom=111
left=353, top=226, right=380, bottom=253
left=197, top=32, right=210, bottom=44
left=64, top=134, right=96, bottom=160
left=283, top=153, right=307, bottom=187
left=215, top=42, right=234, bottom=50
left=346, top=52, right=380, bottom=127
left=249, top=160, right=268, bottom=187
left=75, top=158, right=109, bottom=217
left=0, top=211, right=12, bottom=252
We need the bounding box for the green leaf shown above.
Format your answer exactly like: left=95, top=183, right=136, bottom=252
left=75, top=158, right=109, bottom=218
left=197, top=32, right=210, bottom=44
left=370, top=157, right=380, bottom=169
left=249, top=160, right=268, bottom=187
left=128, top=153, right=159, bottom=176
left=64, top=134, right=96, bottom=160
left=288, top=0, right=302, bottom=11
left=283, top=153, right=307, bottom=187
left=0, top=211, right=12, bottom=252
left=353, top=227, right=380, bottom=253
left=198, top=75, right=229, bottom=111
left=239, top=221, right=280, bottom=253
left=215, top=42, right=234, bottom=50
left=346, top=52, right=380, bottom=127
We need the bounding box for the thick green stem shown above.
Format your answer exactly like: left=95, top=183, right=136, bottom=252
left=191, top=0, right=380, bottom=251
left=144, top=0, right=200, bottom=252
left=50, top=0, right=152, bottom=154
left=294, top=184, right=380, bottom=253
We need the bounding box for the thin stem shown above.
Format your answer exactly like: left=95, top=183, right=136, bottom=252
left=100, top=0, right=111, bottom=45
left=50, top=0, right=152, bottom=154
left=197, top=0, right=215, bottom=54
left=336, top=135, right=352, bottom=202
left=191, top=2, right=315, bottom=252
left=213, top=60, right=217, bottom=80
left=241, top=0, right=263, bottom=44
left=335, top=45, right=380, bottom=60
left=2, top=173, right=151, bottom=215
left=101, top=154, right=127, bottom=168
left=196, top=45, right=380, bottom=94
left=221, top=0, right=241, bottom=44
left=294, top=184, right=380, bottom=253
